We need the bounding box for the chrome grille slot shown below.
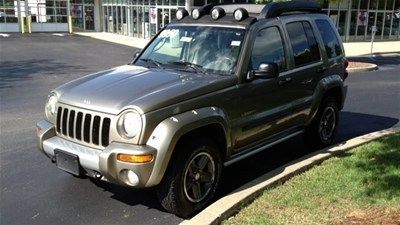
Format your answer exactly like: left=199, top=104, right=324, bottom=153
left=83, top=114, right=91, bottom=143
left=68, top=110, right=75, bottom=138
left=101, top=118, right=111, bottom=147
left=92, top=116, right=101, bottom=145
left=76, top=112, right=83, bottom=140
left=62, top=108, right=68, bottom=135
left=55, top=105, right=112, bottom=149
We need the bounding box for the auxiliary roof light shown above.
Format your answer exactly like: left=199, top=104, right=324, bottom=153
left=233, top=8, right=249, bottom=21
left=176, top=8, right=189, bottom=20
left=192, top=8, right=201, bottom=20
left=211, top=7, right=226, bottom=20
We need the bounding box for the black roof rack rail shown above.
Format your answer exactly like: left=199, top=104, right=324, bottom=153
left=259, top=1, right=322, bottom=19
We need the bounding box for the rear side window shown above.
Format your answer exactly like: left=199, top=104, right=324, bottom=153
left=315, top=19, right=343, bottom=58
left=251, top=26, right=286, bottom=71
left=286, top=21, right=321, bottom=67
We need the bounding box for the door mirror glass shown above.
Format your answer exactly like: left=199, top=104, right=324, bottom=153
left=248, top=62, right=279, bottom=80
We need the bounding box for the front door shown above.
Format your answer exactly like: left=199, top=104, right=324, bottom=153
left=232, top=25, right=295, bottom=152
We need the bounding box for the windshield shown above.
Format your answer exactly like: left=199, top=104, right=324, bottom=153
left=136, top=25, right=246, bottom=75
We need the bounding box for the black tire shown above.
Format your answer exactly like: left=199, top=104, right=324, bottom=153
left=156, top=138, right=222, bottom=218
left=304, top=96, right=339, bottom=148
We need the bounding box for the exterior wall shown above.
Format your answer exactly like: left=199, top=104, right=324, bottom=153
left=1, top=0, right=399, bottom=42
left=98, top=0, right=400, bottom=41
left=322, top=0, right=400, bottom=42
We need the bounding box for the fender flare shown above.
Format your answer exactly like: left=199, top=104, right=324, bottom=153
left=307, top=74, right=345, bottom=125
left=145, top=106, right=231, bottom=187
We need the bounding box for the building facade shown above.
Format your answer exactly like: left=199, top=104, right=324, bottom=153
left=1, top=0, right=399, bottom=41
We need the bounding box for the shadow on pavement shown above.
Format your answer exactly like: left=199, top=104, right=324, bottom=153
left=0, top=59, right=87, bottom=89
left=89, top=111, right=398, bottom=213
left=218, top=111, right=398, bottom=196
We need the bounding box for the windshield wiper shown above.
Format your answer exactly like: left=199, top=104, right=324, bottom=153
left=140, top=58, right=163, bottom=69
left=168, top=61, right=207, bottom=74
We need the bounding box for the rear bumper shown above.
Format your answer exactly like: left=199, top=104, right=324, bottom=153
left=36, top=119, right=157, bottom=188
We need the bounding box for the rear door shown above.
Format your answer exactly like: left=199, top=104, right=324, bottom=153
left=280, top=18, right=325, bottom=125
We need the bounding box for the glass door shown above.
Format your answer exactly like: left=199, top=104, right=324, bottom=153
left=84, top=5, right=94, bottom=30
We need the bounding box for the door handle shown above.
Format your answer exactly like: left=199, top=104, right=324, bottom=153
left=316, top=66, right=327, bottom=73
left=278, top=77, right=292, bottom=85
left=301, top=78, right=313, bottom=85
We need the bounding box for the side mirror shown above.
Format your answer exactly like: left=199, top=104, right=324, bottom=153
left=248, top=63, right=279, bottom=80
left=133, top=50, right=141, bottom=61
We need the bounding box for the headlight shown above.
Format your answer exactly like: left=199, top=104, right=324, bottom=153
left=118, top=110, right=142, bottom=138
left=45, top=94, right=58, bottom=123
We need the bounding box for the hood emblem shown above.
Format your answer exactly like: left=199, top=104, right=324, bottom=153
left=83, top=99, right=91, bottom=105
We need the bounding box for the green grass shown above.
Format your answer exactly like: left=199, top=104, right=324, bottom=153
left=224, top=133, right=400, bottom=225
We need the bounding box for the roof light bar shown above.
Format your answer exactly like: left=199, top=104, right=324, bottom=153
left=233, top=8, right=248, bottom=21
left=211, top=7, right=226, bottom=20
left=192, top=8, right=202, bottom=20
left=176, top=8, right=189, bottom=20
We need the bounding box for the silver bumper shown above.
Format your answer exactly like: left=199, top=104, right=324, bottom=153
left=36, top=120, right=157, bottom=188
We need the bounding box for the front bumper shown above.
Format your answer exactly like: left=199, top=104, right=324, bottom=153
left=36, top=120, right=157, bottom=188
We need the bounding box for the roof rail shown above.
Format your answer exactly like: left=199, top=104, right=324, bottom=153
left=259, top=1, right=322, bottom=19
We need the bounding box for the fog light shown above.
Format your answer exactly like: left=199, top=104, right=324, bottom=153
left=211, top=7, right=225, bottom=20
left=117, top=153, right=153, bottom=163
left=233, top=8, right=248, bottom=21
left=192, top=9, right=201, bottom=20
left=176, top=9, right=189, bottom=20
left=121, top=170, right=139, bottom=186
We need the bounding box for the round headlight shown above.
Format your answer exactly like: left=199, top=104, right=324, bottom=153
left=121, top=111, right=142, bottom=138
left=233, top=8, right=248, bottom=21
left=192, top=9, right=201, bottom=20
left=211, top=7, right=225, bottom=20
left=45, top=94, right=58, bottom=122
left=176, top=9, right=188, bottom=20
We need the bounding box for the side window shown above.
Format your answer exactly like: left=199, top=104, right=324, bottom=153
left=286, top=21, right=321, bottom=67
left=315, top=19, right=343, bottom=59
left=250, top=26, right=286, bottom=71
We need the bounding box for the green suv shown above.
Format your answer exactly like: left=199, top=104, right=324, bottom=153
left=36, top=1, right=348, bottom=218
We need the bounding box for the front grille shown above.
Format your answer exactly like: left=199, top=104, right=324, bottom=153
left=56, top=105, right=111, bottom=148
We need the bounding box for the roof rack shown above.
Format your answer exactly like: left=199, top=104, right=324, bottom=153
left=258, top=1, right=322, bottom=19
left=198, top=1, right=322, bottom=18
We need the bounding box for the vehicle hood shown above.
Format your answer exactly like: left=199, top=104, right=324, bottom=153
left=55, top=65, right=237, bottom=115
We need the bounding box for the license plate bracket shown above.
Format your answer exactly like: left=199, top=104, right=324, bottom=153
left=55, top=150, right=82, bottom=176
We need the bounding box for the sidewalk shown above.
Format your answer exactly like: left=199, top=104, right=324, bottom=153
left=75, top=32, right=400, bottom=57
left=74, top=32, right=149, bottom=49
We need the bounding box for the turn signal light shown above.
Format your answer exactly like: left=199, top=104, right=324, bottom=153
left=117, top=154, right=153, bottom=163
left=35, top=126, right=41, bottom=136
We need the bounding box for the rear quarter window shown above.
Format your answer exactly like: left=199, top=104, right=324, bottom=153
left=315, top=19, right=343, bottom=59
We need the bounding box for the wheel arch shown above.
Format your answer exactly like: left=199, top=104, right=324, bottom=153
left=145, top=107, right=231, bottom=187
left=307, top=75, right=346, bottom=125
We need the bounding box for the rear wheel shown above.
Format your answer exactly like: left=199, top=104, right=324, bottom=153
left=304, top=97, right=339, bottom=148
left=156, top=138, right=222, bottom=218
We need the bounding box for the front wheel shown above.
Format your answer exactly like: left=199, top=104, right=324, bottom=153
left=304, top=97, right=339, bottom=148
left=156, top=138, right=222, bottom=218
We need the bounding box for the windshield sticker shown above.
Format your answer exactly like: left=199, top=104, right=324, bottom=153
left=180, top=36, right=193, bottom=42
left=158, top=29, right=179, bottom=38
left=231, top=41, right=241, bottom=46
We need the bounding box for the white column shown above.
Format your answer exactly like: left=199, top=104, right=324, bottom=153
left=94, top=0, right=101, bottom=31
left=185, top=0, right=193, bottom=12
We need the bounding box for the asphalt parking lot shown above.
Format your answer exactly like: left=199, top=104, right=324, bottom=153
left=1, top=33, right=399, bottom=225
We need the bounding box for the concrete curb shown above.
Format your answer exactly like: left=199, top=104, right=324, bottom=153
left=181, top=126, right=400, bottom=225
left=347, top=63, right=378, bottom=73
